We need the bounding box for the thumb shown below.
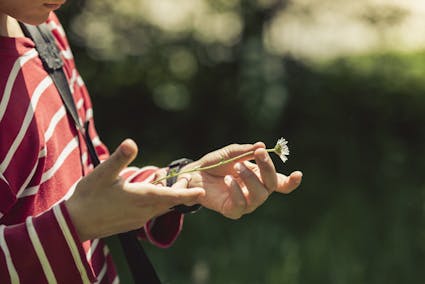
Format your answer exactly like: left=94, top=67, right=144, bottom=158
left=92, top=139, right=138, bottom=182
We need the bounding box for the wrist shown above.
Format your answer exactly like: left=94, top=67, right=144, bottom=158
left=64, top=199, right=93, bottom=242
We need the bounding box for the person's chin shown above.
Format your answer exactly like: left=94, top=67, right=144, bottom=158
left=19, top=11, right=51, bottom=25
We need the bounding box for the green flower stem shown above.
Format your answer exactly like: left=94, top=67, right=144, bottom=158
left=153, top=148, right=276, bottom=185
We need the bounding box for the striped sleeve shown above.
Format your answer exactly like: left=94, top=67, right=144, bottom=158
left=121, top=167, right=185, bottom=248
left=0, top=203, right=96, bottom=284
left=0, top=47, right=43, bottom=214
left=0, top=33, right=96, bottom=281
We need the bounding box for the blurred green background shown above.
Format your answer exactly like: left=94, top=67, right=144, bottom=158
left=59, top=0, right=425, bottom=283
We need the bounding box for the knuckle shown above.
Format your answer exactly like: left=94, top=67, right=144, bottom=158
left=227, top=143, right=239, bottom=150
left=224, top=143, right=238, bottom=150
left=222, top=144, right=239, bottom=156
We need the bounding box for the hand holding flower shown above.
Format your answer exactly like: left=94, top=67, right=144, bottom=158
left=154, top=138, right=302, bottom=219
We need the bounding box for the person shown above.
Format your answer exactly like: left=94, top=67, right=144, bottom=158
left=0, top=1, right=303, bottom=283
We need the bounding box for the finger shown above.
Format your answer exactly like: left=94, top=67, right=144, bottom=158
left=276, top=171, right=303, bottom=194
left=91, top=139, right=138, bottom=182
left=222, top=175, right=246, bottom=219
left=234, top=162, right=269, bottom=211
left=151, top=185, right=206, bottom=206
left=253, top=141, right=266, bottom=149
left=172, top=174, right=191, bottom=189
left=226, top=142, right=266, bottom=164
left=216, top=143, right=265, bottom=163
left=254, top=148, right=278, bottom=193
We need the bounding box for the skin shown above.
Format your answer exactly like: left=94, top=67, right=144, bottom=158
left=0, top=0, right=65, bottom=28
left=0, top=1, right=303, bottom=242
left=65, top=139, right=207, bottom=241
left=180, top=143, right=302, bottom=220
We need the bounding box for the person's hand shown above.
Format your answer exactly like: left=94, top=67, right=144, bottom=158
left=179, top=142, right=302, bottom=219
left=65, top=139, right=205, bottom=241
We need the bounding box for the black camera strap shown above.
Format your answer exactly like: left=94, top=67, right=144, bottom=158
left=20, top=22, right=161, bottom=284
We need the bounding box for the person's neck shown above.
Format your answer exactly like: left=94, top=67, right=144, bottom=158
left=0, top=14, right=24, bottom=37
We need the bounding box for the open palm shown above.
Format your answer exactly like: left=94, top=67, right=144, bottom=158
left=180, top=143, right=302, bottom=219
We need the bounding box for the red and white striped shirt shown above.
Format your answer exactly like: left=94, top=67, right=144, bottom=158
left=0, top=13, right=183, bottom=284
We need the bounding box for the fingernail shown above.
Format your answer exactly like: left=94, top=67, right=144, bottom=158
left=234, top=163, right=246, bottom=174
left=292, top=171, right=303, bottom=178
left=224, top=175, right=233, bottom=185
left=120, top=139, right=135, bottom=157
left=260, top=151, right=268, bottom=162
left=120, top=144, right=131, bottom=156
left=234, top=163, right=241, bottom=173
